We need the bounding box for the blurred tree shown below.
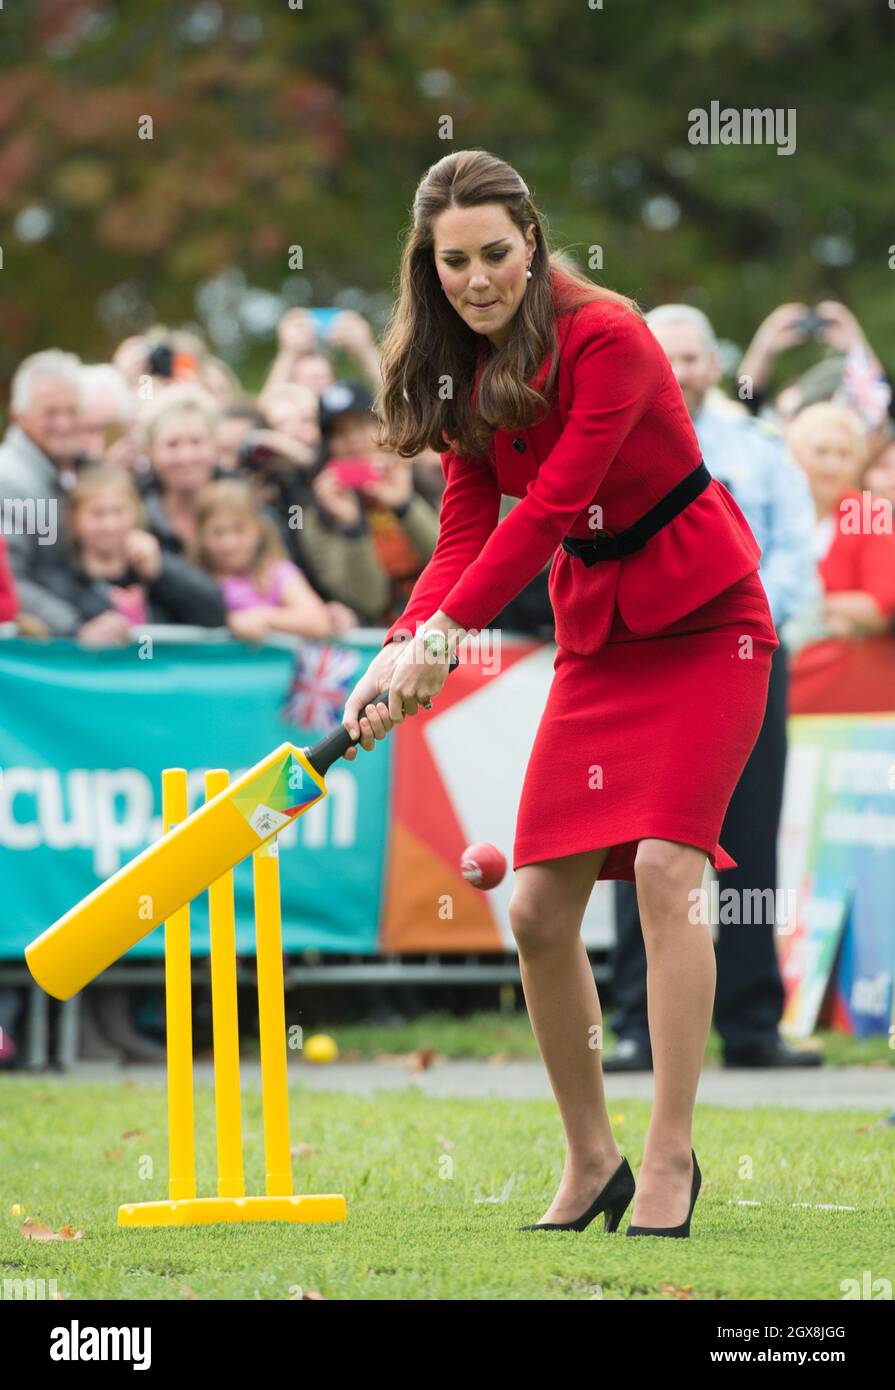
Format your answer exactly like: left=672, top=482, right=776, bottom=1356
left=0, top=0, right=892, bottom=398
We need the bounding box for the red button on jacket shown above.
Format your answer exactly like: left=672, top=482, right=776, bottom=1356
left=383, top=277, right=761, bottom=655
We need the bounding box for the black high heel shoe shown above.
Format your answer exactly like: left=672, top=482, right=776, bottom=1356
left=626, top=1149, right=701, bottom=1238
left=518, top=1155, right=635, bottom=1233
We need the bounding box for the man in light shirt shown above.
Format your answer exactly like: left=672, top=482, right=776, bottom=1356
left=605, top=305, right=823, bottom=1071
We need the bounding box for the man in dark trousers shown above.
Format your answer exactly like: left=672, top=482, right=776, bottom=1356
left=605, top=306, right=824, bottom=1071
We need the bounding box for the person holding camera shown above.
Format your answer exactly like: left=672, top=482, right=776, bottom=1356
left=316, top=380, right=439, bottom=626
left=262, top=306, right=382, bottom=398
left=232, top=383, right=385, bottom=629
left=739, top=301, right=894, bottom=435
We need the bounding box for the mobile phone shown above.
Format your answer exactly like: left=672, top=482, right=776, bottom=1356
left=237, top=433, right=277, bottom=471
left=306, top=308, right=342, bottom=340
left=792, top=311, right=832, bottom=338
left=328, top=455, right=383, bottom=489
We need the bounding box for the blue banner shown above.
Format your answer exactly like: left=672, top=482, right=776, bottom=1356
left=0, top=635, right=389, bottom=959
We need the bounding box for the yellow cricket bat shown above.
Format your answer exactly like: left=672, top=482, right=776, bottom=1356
left=24, top=683, right=412, bottom=1000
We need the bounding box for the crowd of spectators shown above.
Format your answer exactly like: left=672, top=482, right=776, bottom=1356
left=1, top=295, right=893, bottom=663
left=0, top=308, right=447, bottom=647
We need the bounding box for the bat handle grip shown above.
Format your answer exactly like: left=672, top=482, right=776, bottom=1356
left=305, top=653, right=459, bottom=776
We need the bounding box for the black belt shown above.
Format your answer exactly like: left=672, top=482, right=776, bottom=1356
left=561, top=460, right=711, bottom=564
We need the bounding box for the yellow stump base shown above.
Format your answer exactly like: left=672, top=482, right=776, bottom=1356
left=118, top=1194, right=346, bottom=1228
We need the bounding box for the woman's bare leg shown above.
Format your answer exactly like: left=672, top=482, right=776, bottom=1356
left=510, top=848, right=621, bottom=1224
left=630, top=839, right=715, bottom=1227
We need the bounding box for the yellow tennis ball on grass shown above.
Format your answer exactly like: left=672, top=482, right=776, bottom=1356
left=304, top=1033, right=338, bottom=1064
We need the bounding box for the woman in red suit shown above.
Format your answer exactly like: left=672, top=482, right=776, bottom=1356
left=342, top=151, right=778, bottom=1238
left=787, top=403, right=895, bottom=711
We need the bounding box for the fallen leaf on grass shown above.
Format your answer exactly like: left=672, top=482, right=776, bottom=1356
left=662, top=1282, right=695, bottom=1299
left=291, top=1142, right=318, bottom=1158
left=104, top=1149, right=123, bottom=1161
left=23, top=1222, right=83, bottom=1241
left=302, top=1289, right=325, bottom=1300
left=121, top=1129, right=145, bottom=1140
left=181, top=1286, right=197, bottom=1300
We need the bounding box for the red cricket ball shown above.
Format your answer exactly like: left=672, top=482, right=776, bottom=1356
left=460, top=842, right=507, bottom=890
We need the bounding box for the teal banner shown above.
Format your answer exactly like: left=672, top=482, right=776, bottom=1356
left=0, top=636, right=389, bottom=959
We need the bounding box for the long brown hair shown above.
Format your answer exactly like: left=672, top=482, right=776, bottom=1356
left=375, top=149, right=641, bottom=460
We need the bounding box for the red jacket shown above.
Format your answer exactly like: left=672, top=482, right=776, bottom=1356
left=0, top=535, right=18, bottom=623
left=383, top=273, right=761, bottom=655
left=819, top=490, right=895, bottom=619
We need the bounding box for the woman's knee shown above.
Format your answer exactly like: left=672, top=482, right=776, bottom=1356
left=633, top=839, right=706, bottom=919
left=508, top=853, right=605, bottom=953
left=509, top=890, right=571, bottom=953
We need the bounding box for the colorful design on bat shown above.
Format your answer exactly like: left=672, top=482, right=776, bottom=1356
left=232, top=750, right=323, bottom=835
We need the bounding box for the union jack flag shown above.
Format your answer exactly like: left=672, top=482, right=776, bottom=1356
left=282, top=641, right=363, bottom=733
left=839, top=344, right=892, bottom=430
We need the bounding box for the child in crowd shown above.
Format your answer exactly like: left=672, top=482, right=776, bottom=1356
left=194, top=477, right=333, bottom=642
left=40, top=465, right=226, bottom=643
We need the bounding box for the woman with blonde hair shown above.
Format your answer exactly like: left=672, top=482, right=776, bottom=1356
left=137, top=384, right=222, bottom=554
left=787, top=402, right=895, bottom=642
left=340, top=150, right=778, bottom=1238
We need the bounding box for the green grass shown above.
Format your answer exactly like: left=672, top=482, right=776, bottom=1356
left=280, top=1012, right=895, bottom=1067
left=2, top=1077, right=893, bottom=1300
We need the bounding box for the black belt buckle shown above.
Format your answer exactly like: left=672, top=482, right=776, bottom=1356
left=561, top=532, right=621, bottom=565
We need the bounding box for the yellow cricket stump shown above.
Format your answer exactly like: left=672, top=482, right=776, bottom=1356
left=254, top=838, right=294, bottom=1197
left=206, top=768, right=246, bottom=1200
left=117, top=764, right=345, bottom=1229
left=118, top=1195, right=346, bottom=1227
left=162, top=771, right=196, bottom=1203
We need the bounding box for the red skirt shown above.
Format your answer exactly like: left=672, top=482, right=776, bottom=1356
left=513, top=568, right=779, bottom=880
